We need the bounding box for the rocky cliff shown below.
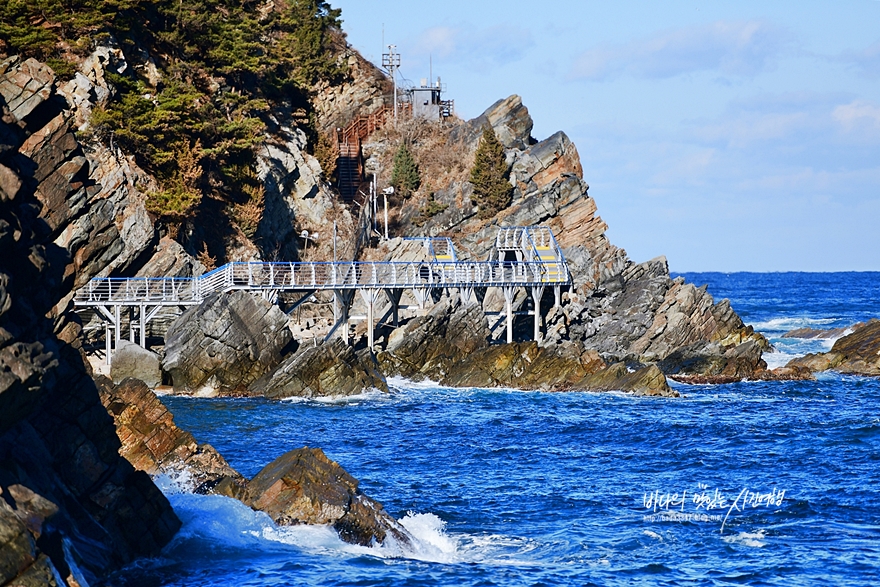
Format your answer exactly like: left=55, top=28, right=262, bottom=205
left=366, top=96, right=779, bottom=382
left=0, top=58, right=179, bottom=586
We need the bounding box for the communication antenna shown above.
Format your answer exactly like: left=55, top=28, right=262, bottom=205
left=382, top=45, right=401, bottom=122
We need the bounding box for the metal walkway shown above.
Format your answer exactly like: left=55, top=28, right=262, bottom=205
left=75, top=226, right=571, bottom=359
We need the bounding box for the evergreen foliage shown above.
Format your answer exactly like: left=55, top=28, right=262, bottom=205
left=470, top=125, right=512, bottom=219
left=391, top=142, right=420, bottom=199
left=0, top=0, right=347, bottom=220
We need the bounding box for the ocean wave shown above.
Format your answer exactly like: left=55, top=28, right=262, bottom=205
left=722, top=529, right=767, bottom=548
left=159, top=486, right=534, bottom=567
left=278, top=387, right=390, bottom=405
left=749, top=316, right=839, bottom=333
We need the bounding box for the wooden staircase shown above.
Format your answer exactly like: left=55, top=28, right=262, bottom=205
left=335, top=106, right=390, bottom=203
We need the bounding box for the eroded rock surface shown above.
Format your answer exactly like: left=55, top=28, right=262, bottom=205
left=163, top=290, right=294, bottom=395
left=97, top=377, right=246, bottom=494
left=243, top=447, right=412, bottom=547
left=249, top=338, right=388, bottom=399
left=0, top=59, right=179, bottom=585
left=788, top=320, right=880, bottom=376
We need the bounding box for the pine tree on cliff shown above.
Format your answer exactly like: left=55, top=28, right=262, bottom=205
left=470, top=125, right=512, bottom=219
left=391, top=142, right=420, bottom=198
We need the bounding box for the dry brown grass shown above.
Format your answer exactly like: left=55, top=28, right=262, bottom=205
left=372, top=117, right=474, bottom=198
left=229, top=183, right=265, bottom=239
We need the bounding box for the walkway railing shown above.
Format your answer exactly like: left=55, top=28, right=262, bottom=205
left=74, top=260, right=569, bottom=306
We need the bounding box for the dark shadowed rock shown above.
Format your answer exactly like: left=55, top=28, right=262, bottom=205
left=249, top=338, right=388, bottom=399
left=163, top=290, right=294, bottom=395
left=244, top=447, right=412, bottom=547
left=96, top=377, right=247, bottom=496
left=1, top=58, right=180, bottom=584
left=377, top=295, right=491, bottom=381
left=111, top=340, right=161, bottom=388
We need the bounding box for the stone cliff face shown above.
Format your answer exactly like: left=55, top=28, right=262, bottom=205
left=0, top=58, right=179, bottom=585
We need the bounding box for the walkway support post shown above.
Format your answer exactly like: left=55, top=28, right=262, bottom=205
left=360, top=289, right=381, bottom=350
left=554, top=285, right=561, bottom=308
left=105, top=323, right=111, bottom=366
left=503, top=286, right=515, bottom=344
left=114, top=304, right=121, bottom=351
left=531, top=286, right=545, bottom=342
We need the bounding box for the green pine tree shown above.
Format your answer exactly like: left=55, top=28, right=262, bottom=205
left=391, top=142, right=420, bottom=199
left=470, top=125, right=512, bottom=219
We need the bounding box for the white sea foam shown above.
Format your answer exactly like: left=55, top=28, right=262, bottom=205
left=749, top=316, right=838, bottom=332
left=160, top=486, right=530, bottom=566
left=722, top=529, right=766, bottom=548
left=279, top=387, right=389, bottom=405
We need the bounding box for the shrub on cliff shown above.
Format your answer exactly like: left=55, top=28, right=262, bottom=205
left=391, top=142, right=420, bottom=199
left=470, top=126, right=512, bottom=219
left=1, top=0, right=347, bottom=223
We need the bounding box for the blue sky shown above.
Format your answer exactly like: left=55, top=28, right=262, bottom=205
left=334, top=1, right=880, bottom=271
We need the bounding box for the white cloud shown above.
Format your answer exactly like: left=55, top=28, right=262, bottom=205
left=833, top=99, right=880, bottom=131
left=410, top=24, right=533, bottom=72
left=569, top=20, right=788, bottom=81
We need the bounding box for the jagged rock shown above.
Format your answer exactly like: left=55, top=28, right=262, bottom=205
left=580, top=363, right=677, bottom=397
left=450, top=94, right=534, bottom=150
left=786, top=319, right=880, bottom=376
left=244, top=447, right=412, bottom=547
left=378, top=295, right=491, bottom=381
left=782, top=325, right=858, bottom=339
left=312, top=49, right=390, bottom=134
left=111, top=341, right=162, bottom=388
left=163, top=291, right=295, bottom=395
left=96, top=377, right=246, bottom=495
left=0, top=57, right=54, bottom=121
left=1, top=68, right=179, bottom=583
left=441, top=341, right=607, bottom=390
left=248, top=338, right=388, bottom=399
left=511, top=131, right=583, bottom=198
left=135, top=236, right=205, bottom=278
left=660, top=339, right=767, bottom=379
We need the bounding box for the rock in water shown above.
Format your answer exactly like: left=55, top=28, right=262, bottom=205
left=249, top=339, right=388, bottom=399
left=378, top=295, right=491, bottom=381
left=788, top=319, right=880, bottom=376
left=97, top=377, right=247, bottom=496
left=111, top=340, right=162, bottom=388
left=244, top=447, right=412, bottom=547
left=163, top=290, right=294, bottom=395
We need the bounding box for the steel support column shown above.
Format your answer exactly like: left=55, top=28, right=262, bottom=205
left=502, top=286, right=516, bottom=344
left=531, top=286, right=545, bottom=342
left=359, top=288, right=381, bottom=350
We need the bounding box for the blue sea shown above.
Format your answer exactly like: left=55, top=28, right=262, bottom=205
left=106, top=273, right=880, bottom=586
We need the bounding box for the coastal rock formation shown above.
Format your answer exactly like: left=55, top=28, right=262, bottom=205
left=377, top=295, right=492, bottom=381
left=96, top=376, right=246, bottom=495
left=374, top=296, right=674, bottom=395
left=376, top=96, right=771, bottom=382
left=243, top=447, right=412, bottom=547
left=163, top=290, right=295, bottom=395
left=95, top=377, right=405, bottom=546
left=111, top=341, right=162, bottom=388
left=782, top=325, right=858, bottom=340
left=788, top=320, right=880, bottom=376
left=0, top=59, right=179, bottom=584
left=248, top=338, right=388, bottom=399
